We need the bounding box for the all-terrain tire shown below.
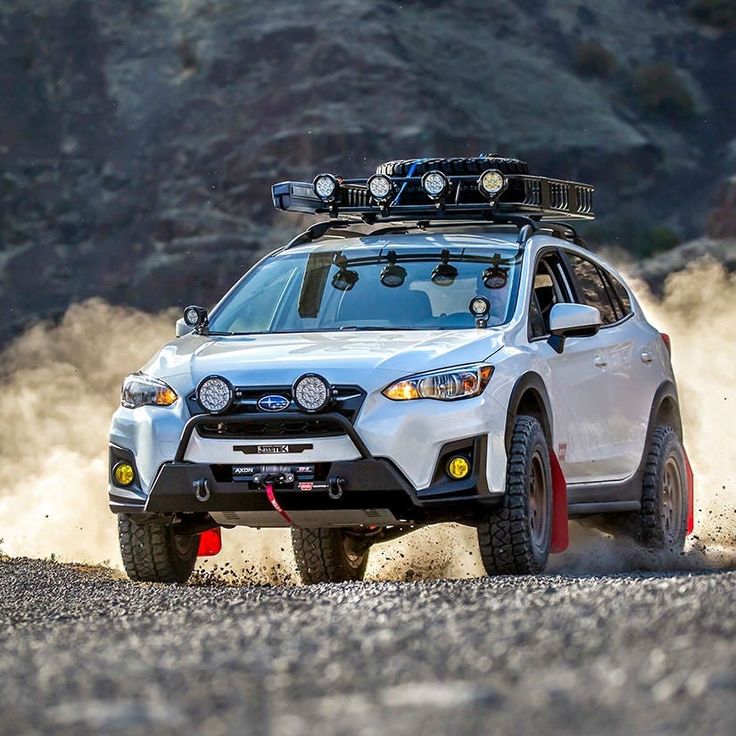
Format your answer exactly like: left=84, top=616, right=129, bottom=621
left=636, top=425, right=688, bottom=553
left=375, top=156, right=529, bottom=207
left=291, top=528, right=369, bottom=584
left=375, top=156, right=529, bottom=177
left=477, top=416, right=552, bottom=575
left=118, top=514, right=198, bottom=583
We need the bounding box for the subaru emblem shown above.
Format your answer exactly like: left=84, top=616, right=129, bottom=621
left=257, top=394, right=290, bottom=412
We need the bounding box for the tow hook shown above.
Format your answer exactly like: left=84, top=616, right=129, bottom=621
left=328, top=476, right=346, bottom=501
left=193, top=478, right=211, bottom=503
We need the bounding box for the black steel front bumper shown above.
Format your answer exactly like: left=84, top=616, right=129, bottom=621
left=110, top=414, right=497, bottom=523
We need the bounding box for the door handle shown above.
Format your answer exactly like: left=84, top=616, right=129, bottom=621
left=593, top=355, right=607, bottom=368
left=640, top=351, right=653, bottom=364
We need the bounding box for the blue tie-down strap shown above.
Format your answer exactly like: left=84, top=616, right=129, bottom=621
left=392, top=158, right=427, bottom=206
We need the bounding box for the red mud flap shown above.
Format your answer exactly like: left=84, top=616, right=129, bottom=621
left=684, top=448, right=695, bottom=536
left=549, top=450, right=569, bottom=553
left=197, top=528, right=222, bottom=557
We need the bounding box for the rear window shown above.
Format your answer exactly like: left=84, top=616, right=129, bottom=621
left=566, top=253, right=619, bottom=325
left=607, top=272, right=632, bottom=316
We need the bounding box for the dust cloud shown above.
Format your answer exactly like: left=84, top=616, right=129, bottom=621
left=0, top=260, right=733, bottom=580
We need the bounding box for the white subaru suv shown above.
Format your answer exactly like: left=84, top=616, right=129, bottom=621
left=109, top=156, right=693, bottom=584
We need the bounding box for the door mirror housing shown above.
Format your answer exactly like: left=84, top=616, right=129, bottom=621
left=547, top=303, right=601, bottom=353
left=176, top=317, right=193, bottom=337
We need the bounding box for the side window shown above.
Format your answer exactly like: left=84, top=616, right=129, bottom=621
left=566, top=253, right=618, bottom=325
left=607, top=271, right=632, bottom=317
left=528, top=253, right=572, bottom=339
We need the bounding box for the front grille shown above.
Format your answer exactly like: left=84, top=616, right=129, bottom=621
left=190, top=383, right=366, bottom=440
left=198, top=417, right=345, bottom=439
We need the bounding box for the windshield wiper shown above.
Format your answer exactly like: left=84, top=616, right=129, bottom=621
left=338, top=326, right=413, bottom=331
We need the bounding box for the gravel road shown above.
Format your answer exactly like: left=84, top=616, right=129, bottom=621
left=1, top=556, right=735, bottom=736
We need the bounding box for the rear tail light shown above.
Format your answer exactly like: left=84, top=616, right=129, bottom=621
left=660, top=333, right=671, bottom=356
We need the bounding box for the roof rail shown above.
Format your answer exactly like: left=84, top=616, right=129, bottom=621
left=281, top=215, right=552, bottom=251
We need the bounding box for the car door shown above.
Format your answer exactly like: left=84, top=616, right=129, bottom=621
left=577, top=258, right=662, bottom=480
left=563, top=251, right=646, bottom=481
left=528, top=249, right=617, bottom=484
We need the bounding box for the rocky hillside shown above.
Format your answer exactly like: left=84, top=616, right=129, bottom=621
left=1, top=0, right=735, bottom=342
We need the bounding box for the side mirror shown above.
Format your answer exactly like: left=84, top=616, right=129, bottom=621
left=547, top=303, right=601, bottom=353
left=175, top=318, right=193, bottom=338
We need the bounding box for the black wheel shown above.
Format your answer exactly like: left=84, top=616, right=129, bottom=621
left=477, top=415, right=552, bottom=575
left=375, top=156, right=529, bottom=207
left=637, top=426, right=688, bottom=553
left=118, top=514, right=198, bottom=583
left=291, top=528, right=369, bottom=584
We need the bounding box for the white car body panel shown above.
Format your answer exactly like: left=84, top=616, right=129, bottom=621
left=109, top=230, right=676, bottom=525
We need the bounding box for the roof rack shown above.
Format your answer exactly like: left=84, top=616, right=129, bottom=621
left=272, top=170, right=595, bottom=224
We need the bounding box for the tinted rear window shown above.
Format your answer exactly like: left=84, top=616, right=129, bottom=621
left=607, top=272, right=632, bottom=316
left=566, top=253, right=618, bottom=325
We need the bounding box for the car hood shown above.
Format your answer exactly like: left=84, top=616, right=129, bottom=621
left=142, top=330, right=505, bottom=393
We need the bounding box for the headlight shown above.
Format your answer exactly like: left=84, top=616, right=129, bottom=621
left=121, top=373, right=178, bottom=409
left=383, top=364, right=493, bottom=401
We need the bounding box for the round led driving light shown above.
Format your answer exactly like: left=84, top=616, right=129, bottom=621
left=380, top=263, right=407, bottom=288
left=293, top=373, right=331, bottom=413
left=184, top=307, right=199, bottom=326
left=379, top=250, right=406, bottom=288
left=470, top=296, right=491, bottom=317
left=483, top=266, right=508, bottom=289
left=478, top=169, right=506, bottom=198
left=197, top=375, right=234, bottom=414
left=313, top=173, right=338, bottom=202
left=421, top=170, right=449, bottom=199
left=184, top=304, right=207, bottom=328
left=113, top=462, right=135, bottom=486
left=367, top=174, right=394, bottom=202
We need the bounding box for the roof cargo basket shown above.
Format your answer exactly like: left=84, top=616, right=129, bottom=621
left=272, top=165, right=594, bottom=224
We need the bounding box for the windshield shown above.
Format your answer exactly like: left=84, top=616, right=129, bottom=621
left=207, top=244, right=522, bottom=334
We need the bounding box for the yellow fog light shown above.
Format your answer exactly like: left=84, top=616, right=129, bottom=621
left=446, top=455, right=471, bottom=480
left=113, top=462, right=135, bottom=486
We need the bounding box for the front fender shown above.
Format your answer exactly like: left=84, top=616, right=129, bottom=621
left=109, top=399, right=190, bottom=494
